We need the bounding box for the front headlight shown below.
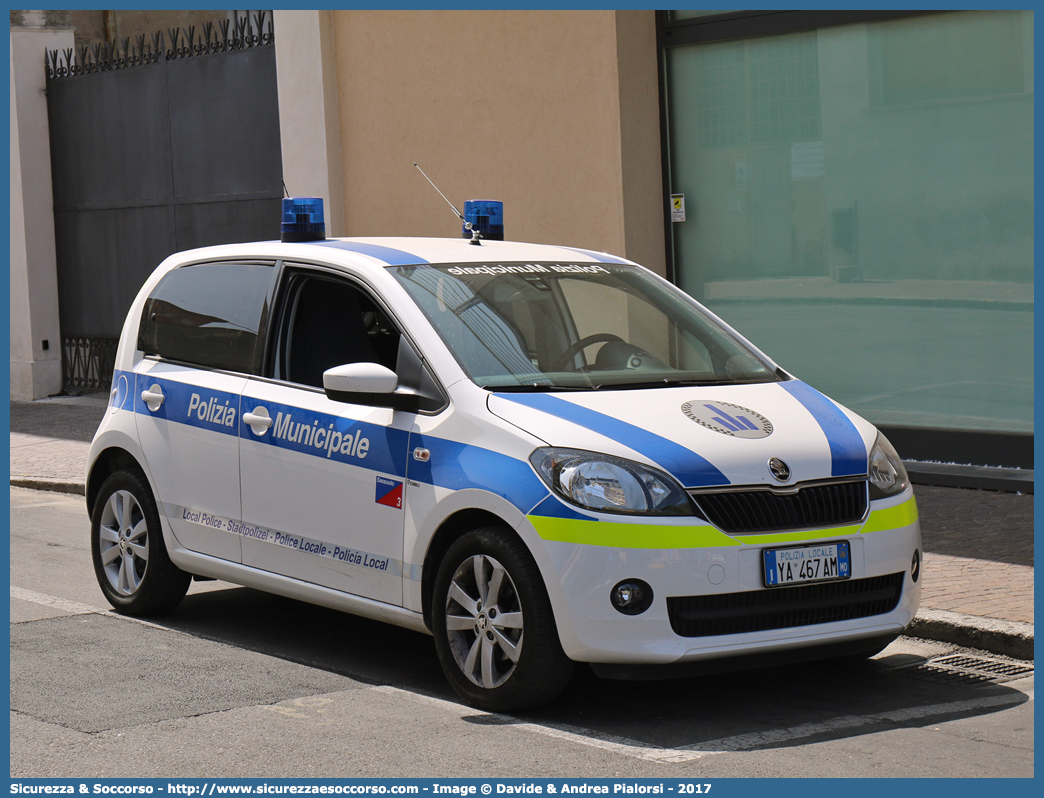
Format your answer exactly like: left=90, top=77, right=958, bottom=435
left=530, top=448, right=695, bottom=515
left=868, top=433, right=909, bottom=499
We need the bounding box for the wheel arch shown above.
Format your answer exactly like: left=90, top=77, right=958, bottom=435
left=90, top=463, right=192, bottom=614
left=427, top=516, right=575, bottom=710
left=87, top=447, right=147, bottom=515
left=420, top=507, right=517, bottom=631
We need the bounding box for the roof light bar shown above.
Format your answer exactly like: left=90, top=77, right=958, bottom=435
left=281, top=197, right=326, bottom=242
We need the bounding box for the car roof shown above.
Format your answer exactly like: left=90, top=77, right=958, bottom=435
left=165, top=237, right=637, bottom=270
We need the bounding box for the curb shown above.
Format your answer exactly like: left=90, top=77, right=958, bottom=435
left=907, top=462, right=1034, bottom=494
left=909, top=608, right=1034, bottom=661
left=11, top=477, right=85, bottom=496
left=11, top=476, right=1035, bottom=662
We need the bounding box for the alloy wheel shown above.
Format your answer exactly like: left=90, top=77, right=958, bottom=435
left=444, top=554, right=524, bottom=689
left=98, top=489, right=149, bottom=596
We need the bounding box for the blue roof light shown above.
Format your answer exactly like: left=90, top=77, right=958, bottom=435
left=463, top=200, right=504, bottom=241
left=281, top=197, right=326, bottom=242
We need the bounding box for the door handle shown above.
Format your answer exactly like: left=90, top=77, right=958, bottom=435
left=141, top=384, right=165, bottom=412
left=244, top=406, right=274, bottom=436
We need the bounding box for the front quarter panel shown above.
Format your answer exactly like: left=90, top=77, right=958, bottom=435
left=401, top=383, right=551, bottom=614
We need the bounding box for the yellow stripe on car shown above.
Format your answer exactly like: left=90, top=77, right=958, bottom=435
left=529, top=495, right=918, bottom=549
left=528, top=516, right=740, bottom=549
left=859, top=495, right=919, bottom=534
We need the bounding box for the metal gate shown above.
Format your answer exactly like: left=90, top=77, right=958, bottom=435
left=45, top=12, right=283, bottom=392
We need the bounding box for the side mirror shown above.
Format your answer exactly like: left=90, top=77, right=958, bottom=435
left=322, top=361, right=425, bottom=411
left=322, top=362, right=398, bottom=395
left=322, top=343, right=447, bottom=413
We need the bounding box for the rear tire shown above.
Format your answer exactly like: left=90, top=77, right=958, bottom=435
left=432, top=526, right=573, bottom=712
left=90, top=469, right=191, bottom=615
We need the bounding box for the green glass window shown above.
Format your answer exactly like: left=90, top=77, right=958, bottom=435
left=665, top=11, right=1033, bottom=434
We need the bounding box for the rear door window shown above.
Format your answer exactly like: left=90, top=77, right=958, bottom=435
left=138, top=260, right=277, bottom=373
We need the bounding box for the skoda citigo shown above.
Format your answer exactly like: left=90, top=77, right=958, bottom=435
left=87, top=222, right=920, bottom=710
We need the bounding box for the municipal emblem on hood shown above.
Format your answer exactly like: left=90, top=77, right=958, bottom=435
left=681, top=400, right=773, bottom=439
left=768, top=457, right=791, bottom=481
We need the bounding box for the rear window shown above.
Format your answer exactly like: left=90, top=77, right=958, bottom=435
left=138, top=260, right=276, bottom=373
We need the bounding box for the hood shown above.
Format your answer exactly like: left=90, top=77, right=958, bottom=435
left=487, top=380, right=875, bottom=489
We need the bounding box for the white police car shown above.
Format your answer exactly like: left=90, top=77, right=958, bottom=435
left=87, top=201, right=920, bottom=711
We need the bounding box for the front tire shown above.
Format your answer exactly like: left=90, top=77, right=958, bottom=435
left=432, top=526, right=573, bottom=712
left=90, top=469, right=191, bottom=615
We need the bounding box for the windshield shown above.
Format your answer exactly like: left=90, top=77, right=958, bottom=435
left=390, top=262, right=780, bottom=390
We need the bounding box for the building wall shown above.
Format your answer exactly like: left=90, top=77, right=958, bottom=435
left=7, top=9, right=260, bottom=399
left=64, top=10, right=229, bottom=52
left=10, top=25, right=71, bottom=400
left=274, top=10, right=345, bottom=237
left=325, top=10, right=665, bottom=275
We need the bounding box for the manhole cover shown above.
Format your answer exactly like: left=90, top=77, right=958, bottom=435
left=897, top=654, right=1033, bottom=686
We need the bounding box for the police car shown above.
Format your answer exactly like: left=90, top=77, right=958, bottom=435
left=87, top=198, right=921, bottom=711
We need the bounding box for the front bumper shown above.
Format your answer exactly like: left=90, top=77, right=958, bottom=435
left=524, top=491, right=922, bottom=665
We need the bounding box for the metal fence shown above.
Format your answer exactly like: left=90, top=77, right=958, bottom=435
left=45, top=11, right=282, bottom=393
left=62, top=337, right=119, bottom=393
left=46, top=12, right=274, bottom=79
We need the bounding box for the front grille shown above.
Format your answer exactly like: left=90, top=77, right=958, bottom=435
left=667, top=572, right=905, bottom=637
left=689, top=478, right=867, bottom=534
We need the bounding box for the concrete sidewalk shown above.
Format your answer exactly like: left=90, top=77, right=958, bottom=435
left=9, top=397, right=1034, bottom=660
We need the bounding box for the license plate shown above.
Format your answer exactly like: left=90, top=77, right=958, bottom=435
left=763, top=541, right=850, bottom=587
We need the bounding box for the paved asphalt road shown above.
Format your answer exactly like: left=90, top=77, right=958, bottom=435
left=9, top=487, right=1034, bottom=780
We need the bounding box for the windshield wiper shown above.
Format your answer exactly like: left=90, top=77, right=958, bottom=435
left=607, top=376, right=779, bottom=390
left=483, top=383, right=603, bottom=392
left=585, top=378, right=725, bottom=391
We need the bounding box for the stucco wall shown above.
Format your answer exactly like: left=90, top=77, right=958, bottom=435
left=274, top=10, right=345, bottom=236
left=10, top=28, right=70, bottom=399
left=328, top=10, right=665, bottom=274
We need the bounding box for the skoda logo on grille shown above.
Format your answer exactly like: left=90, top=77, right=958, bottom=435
left=768, top=458, right=791, bottom=482
left=681, top=400, right=773, bottom=439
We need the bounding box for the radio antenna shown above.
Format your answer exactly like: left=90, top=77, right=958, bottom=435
left=413, top=162, right=482, bottom=244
